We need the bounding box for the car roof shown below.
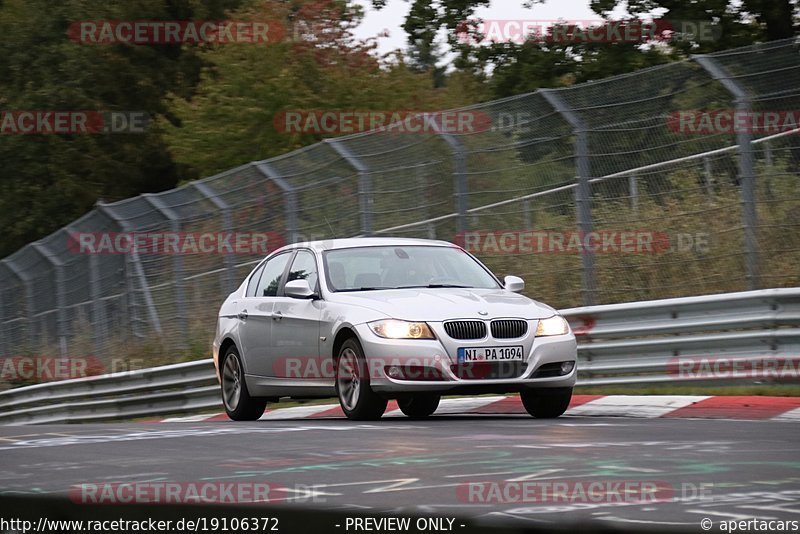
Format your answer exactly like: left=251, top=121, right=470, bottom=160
left=275, top=237, right=457, bottom=254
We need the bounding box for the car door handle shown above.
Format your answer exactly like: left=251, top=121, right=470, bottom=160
left=237, top=310, right=248, bottom=320
left=272, top=311, right=283, bottom=321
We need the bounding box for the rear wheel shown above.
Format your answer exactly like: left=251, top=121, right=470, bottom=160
left=398, top=394, right=440, bottom=419
left=335, top=338, right=387, bottom=421
left=520, top=388, right=572, bottom=418
left=221, top=345, right=266, bottom=421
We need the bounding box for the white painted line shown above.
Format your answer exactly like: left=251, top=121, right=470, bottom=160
left=434, top=396, right=508, bottom=414
left=386, top=396, right=508, bottom=417
left=259, top=404, right=338, bottom=420
left=567, top=395, right=711, bottom=418
left=152, top=395, right=799, bottom=423
left=385, top=396, right=509, bottom=417
left=160, top=414, right=217, bottom=423
left=772, top=407, right=800, bottom=422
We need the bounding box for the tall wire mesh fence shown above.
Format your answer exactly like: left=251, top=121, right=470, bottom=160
left=1, top=39, right=799, bottom=374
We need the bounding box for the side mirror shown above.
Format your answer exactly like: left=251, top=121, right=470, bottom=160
left=285, top=279, right=317, bottom=299
left=504, top=275, right=525, bottom=293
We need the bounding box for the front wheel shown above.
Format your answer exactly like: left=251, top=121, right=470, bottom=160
left=335, top=338, right=387, bottom=421
left=520, top=388, right=572, bottom=418
left=221, top=345, right=267, bottom=421
left=398, top=394, right=440, bottom=419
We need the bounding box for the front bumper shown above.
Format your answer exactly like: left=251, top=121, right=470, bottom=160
left=353, top=321, right=577, bottom=394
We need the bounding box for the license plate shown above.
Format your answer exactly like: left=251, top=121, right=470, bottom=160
left=457, top=346, right=524, bottom=363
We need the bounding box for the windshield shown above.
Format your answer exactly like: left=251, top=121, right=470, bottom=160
left=322, top=245, right=501, bottom=292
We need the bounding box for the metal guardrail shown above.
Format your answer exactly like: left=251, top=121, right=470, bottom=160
left=562, top=287, right=800, bottom=386
left=0, top=360, right=220, bottom=424
left=1, top=288, right=798, bottom=424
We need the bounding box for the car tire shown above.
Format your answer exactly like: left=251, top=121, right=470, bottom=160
left=335, top=338, right=387, bottom=421
left=520, top=387, right=572, bottom=418
left=221, top=345, right=267, bottom=421
left=398, top=394, right=440, bottom=419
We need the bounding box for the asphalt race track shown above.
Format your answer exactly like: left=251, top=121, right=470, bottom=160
left=0, top=415, right=798, bottom=531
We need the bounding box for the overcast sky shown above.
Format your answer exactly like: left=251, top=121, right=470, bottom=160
left=351, top=0, right=630, bottom=56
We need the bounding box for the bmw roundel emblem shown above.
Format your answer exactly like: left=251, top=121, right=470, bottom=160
left=478, top=310, right=488, bottom=316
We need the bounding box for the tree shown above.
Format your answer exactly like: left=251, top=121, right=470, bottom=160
left=590, top=0, right=797, bottom=53
left=0, top=0, right=244, bottom=258
left=380, top=0, right=798, bottom=100
left=163, top=0, right=486, bottom=181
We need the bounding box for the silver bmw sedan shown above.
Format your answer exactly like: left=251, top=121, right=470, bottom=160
left=213, top=238, right=577, bottom=421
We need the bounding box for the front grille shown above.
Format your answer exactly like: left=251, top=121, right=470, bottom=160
left=444, top=320, right=486, bottom=340
left=490, top=319, right=528, bottom=339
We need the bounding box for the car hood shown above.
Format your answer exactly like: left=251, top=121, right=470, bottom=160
left=327, top=288, right=557, bottom=322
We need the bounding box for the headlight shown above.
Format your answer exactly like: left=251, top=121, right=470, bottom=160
left=368, top=320, right=435, bottom=339
left=535, top=315, right=570, bottom=336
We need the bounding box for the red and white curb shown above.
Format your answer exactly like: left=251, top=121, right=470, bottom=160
left=155, top=395, right=800, bottom=423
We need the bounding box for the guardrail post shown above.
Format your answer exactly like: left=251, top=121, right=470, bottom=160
left=96, top=202, right=162, bottom=338
left=255, top=162, right=299, bottom=243
left=326, top=139, right=373, bottom=236
left=431, top=120, right=469, bottom=234
left=541, top=89, right=596, bottom=305
left=694, top=55, right=760, bottom=289
left=142, top=194, right=188, bottom=347
left=31, top=243, right=69, bottom=357
left=191, top=182, right=236, bottom=294
left=1, top=258, right=37, bottom=350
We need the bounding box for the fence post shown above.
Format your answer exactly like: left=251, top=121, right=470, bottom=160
left=86, top=252, right=106, bottom=359
left=629, top=174, right=639, bottom=216
left=541, top=89, right=596, bottom=305
left=31, top=243, right=69, bottom=357
left=0, top=281, right=4, bottom=357
left=191, top=182, right=236, bottom=294
left=326, top=139, right=372, bottom=236
left=0, top=266, right=8, bottom=356
left=141, top=194, right=188, bottom=347
left=1, top=258, right=37, bottom=351
left=95, top=202, right=162, bottom=338
left=431, top=122, right=469, bottom=234
left=703, top=156, right=714, bottom=199
left=764, top=141, right=772, bottom=167
left=414, top=167, right=436, bottom=238
left=693, top=55, right=759, bottom=290
left=255, top=162, right=299, bottom=243
left=522, top=200, right=533, bottom=230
